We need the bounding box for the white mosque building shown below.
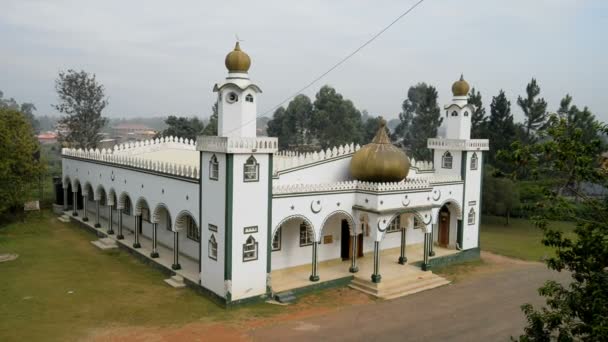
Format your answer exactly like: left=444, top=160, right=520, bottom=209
left=59, top=42, right=489, bottom=305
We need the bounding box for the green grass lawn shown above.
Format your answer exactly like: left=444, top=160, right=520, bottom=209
left=0, top=212, right=283, bottom=341
left=480, top=215, right=576, bottom=262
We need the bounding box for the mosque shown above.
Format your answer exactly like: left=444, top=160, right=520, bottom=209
left=59, top=42, right=489, bottom=305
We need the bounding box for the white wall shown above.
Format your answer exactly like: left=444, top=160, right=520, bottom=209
left=274, top=156, right=352, bottom=185
left=462, top=151, right=483, bottom=249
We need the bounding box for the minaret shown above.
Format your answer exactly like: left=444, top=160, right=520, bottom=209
left=214, top=42, right=262, bottom=138
left=428, top=75, right=489, bottom=251
left=198, top=42, right=277, bottom=305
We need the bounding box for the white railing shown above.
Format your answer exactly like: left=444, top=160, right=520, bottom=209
left=62, top=145, right=199, bottom=180
left=409, top=158, right=434, bottom=171
left=273, top=143, right=360, bottom=173
left=197, top=136, right=278, bottom=153
left=427, top=138, right=490, bottom=151
left=113, top=136, right=196, bottom=155
left=428, top=174, right=462, bottom=183
left=272, top=178, right=430, bottom=195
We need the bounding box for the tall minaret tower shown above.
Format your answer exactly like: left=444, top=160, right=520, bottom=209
left=214, top=42, right=262, bottom=138
left=197, top=42, right=277, bottom=305
left=428, top=75, right=489, bottom=251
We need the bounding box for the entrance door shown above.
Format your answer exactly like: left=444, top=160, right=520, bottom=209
left=439, top=206, right=450, bottom=247
left=341, top=220, right=350, bottom=260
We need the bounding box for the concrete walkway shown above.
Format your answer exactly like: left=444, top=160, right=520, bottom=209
left=252, top=258, right=570, bottom=342
left=64, top=210, right=200, bottom=283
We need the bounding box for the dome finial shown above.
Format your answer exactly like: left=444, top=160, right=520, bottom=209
left=225, top=41, right=251, bottom=73
left=452, top=74, right=470, bottom=96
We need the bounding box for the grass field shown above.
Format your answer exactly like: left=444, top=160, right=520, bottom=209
left=480, top=215, right=576, bottom=262
left=0, top=212, right=285, bottom=341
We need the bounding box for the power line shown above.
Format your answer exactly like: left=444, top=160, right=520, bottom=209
left=224, top=0, right=428, bottom=135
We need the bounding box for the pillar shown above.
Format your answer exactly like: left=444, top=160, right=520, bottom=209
left=349, top=234, right=359, bottom=273
left=309, top=241, right=319, bottom=282
left=117, top=209, right=124, bottom=240
left=429, top=223, right=436, bottom=256
left=63, top=187, right=68, bottom=211
left=422, top=232, right=431, bottom=271
left=133, top=215, right=141, bottom=248
left=94, top=200, right=101, bottom=228
left=398, top=227, right=408, bottom=264
left=72, top=192, right=78, bottom=216
left=150, top=223, right=159, bottom=258
left=107, top=205, right=114, bottom=235
left=371, top=241, right=381, bottom=283
left=172, top=231, right=181, bottom=270
left=81, top=194, right=89, bottom=221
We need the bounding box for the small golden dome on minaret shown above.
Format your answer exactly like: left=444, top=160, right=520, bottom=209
left=451, top=74, right=470, bottom=96
left=225, top=42, right=251, bottom=73
left=350, top=118, right=410, bottom=183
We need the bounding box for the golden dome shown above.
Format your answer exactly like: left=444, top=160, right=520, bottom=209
left=225, top=42, right=251, bottom=73
left=350, top=119, right=410, bottom=183
left=452, top=74, right=470, bottom=96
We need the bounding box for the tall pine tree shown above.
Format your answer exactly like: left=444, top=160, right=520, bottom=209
left=518, top=78, right=548, bottom=144
left=488, top=90, right=516, bottom=167
left=311, top=86, right=363, bottom=149
left=393, top=83, right=442, bottom=161
left=468, top=87, right=487, bottom=139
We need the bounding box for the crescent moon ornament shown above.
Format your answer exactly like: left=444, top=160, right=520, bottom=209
left=422, top=213, right=432, bottom=225
left=402, top=195, right=410, bottom=207
left=432, top=189, right=441, bottom=201
left=310, top=200, right=322, bottom=214
left=377, top=219, right=388, bottom=232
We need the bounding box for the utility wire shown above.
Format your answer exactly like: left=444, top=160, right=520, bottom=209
left=224, top=0, right=427, bottom=135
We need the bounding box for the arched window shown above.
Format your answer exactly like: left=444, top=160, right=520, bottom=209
left=442, top=151, right=453, bottom=169
left=272, top=227, right=282, bottom=251
left=186, top=216, right=199, bottom=242
left=123, top=197, right=132, bottom=215
left=243, top=156, right=259, bottom=182
left=451, top=111, right=458, bottom=117
left=387, top=215, right=401, bottom=233
left=464, top=111, right=469, bottom=117
left=471, top=152, right=478, bottom=170
left=209, top=154, right=219, bottom=180
left=468, top=208, right=476, bottom=225
left=209, top=234, right=217, bottom=260
left=243, top=236, right=258, bottom=261
left=299, top=222, right=313, bottom=246
left=245, top=94, right=254, bottom=103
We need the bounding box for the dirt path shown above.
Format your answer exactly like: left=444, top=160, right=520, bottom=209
left=88, top=253, right=562, bottom=342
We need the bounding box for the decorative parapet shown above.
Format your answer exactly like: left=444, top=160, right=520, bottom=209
left=196, top=136, right=278, bottom=154
left=113, top=136, right=196, bottom=155
left=62, top=147, right=199, bottom=180
left=409, top=158, right=434, bottom=171
left=272, top=178, right=430, bottom=195
left=427, top=138, right=489, bottom=151
left=428, top=174, right=462, bottom=184
left=273, top=143, right=360, bottom=173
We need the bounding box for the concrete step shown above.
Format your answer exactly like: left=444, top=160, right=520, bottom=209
left=274, top=291, right=297, bottom=304
left=91, top=238, right=118, bottom=250
left=58, top=214, right=71, bottom=223
left=349, top=270, right=450, bottom=300
left=164, top=275, right=186, bottom=288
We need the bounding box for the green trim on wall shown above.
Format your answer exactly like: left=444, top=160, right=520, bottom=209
left=412, top=248, right=480, bottom=269
left=198, top=151, right=203, bottom=284
left=225, top=154, right=233, bottom=289
left=457, top=219, right=463, bottom=248
left=478, top=152, right=484, bottom=248
left=461, top=151, right=467, bottom=227
left=267, top=154, right=273, bottom=278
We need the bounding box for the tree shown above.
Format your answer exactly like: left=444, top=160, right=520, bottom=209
left=468, top=87, right=488, bottom=139
left=557, top=95, right=600, bottom=147
left=488, top=90, right=516, bottom=167
left=393, top=83, right=442, bottom=161
left=0, top=108, right=45, bottom=216
left=54, top=70, right=108, bottom=149
left=266, top=94, right=314, bottom=150
left=0, top=90, right=39, bottom=133
left=311, top=86, right=363, bottom=149
left=513, top=116, right=608, bottom=341
left=201, top=102, right=218, bottom=136
left=362, top=115, right=390, bottom=143
left=161, top=116, right=205, bottom=140
left=267, top=107, right=290, bottom=149
left=518, top=78, right=548, bottom=144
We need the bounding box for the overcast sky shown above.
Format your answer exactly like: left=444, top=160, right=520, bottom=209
left=1, top=0, right=606, bottom=123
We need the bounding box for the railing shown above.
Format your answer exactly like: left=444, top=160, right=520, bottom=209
left=427, top=138, right=490, bottom=151
left=197, top=136, right=278, bottom=153
left=62, top=145, right=199, bottom=180
left=272, top=178, right=430, bottom=195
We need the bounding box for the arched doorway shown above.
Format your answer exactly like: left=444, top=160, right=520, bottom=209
left=438, top=205, right=450, bottom=248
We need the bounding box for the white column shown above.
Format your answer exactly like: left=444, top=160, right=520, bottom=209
left=150, top=223, right=159, bottom=258
left=133, top=215, right=141, bottom=248
left=107, top=205, right=114, bottom=235
left=371, top=241, right=381, bottom=283
left=116, top=209, right=124, bottom=239
left=398, top=227, right=407, bottom=264
left=172, top=231, right=181, bottom=270
left=94, top=200, right=101, bottom=228
left=309, top=241, right=319, bottom=282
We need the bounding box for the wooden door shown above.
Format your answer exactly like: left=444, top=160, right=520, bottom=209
left=439, top=208, right=450, bottom=247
